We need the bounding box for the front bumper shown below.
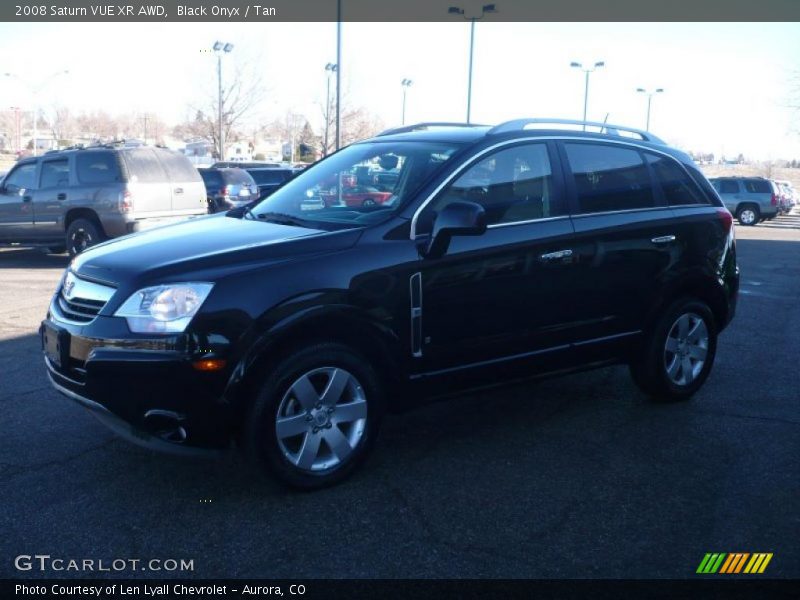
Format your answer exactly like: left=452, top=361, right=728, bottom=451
left=42, top=313, right=235, bottom=453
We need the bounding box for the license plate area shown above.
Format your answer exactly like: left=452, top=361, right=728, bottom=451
left=42, top=321, right=70, bottom=369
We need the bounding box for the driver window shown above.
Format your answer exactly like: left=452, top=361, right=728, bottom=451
left=418, top=143, right=560, bottom=234
left=2, top=163, right=38, bottom=195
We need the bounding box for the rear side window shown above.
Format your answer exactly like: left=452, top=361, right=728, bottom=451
left=645, top=153, right=707, bottom=205
left=39, top=159, right=70, bottom=188
left=156, top=150, right=201, bottom=182
left=744, top=179, right=771, bottom=194
left=122, top=148, right=168, bottom=183
left=718, top=180, right=739, bottom=194
left=564, top=143, right=655, bottom=213
left=76, top=152, right=121, bottom=184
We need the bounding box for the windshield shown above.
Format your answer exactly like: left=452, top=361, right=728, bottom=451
left=250, top=141, right=462, bottom=228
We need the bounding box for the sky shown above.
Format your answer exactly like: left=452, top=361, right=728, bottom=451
left=0, top=21, right=799, bottom=160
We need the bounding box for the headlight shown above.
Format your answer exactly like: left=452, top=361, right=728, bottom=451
left=114, top=283, right=214, bottom=333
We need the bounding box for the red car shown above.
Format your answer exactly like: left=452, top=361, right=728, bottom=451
left=321, top=185, right=392, bottom=207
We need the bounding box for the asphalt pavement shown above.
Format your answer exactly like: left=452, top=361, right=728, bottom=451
left=0, top=212, right=798, bottom=579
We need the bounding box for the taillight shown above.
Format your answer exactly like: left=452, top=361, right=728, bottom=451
left=119, top=190, right=133, bottom=213
left=220, top=185, right=231, bottom=197
left=771, top=194, right=777, bottom=206
left=717, top=207, right=733, bottom=234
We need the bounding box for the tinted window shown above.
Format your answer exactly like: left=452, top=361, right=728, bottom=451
left=122, top=148, right=167, bottom=183
left=76, top=151, right=121, bottom=184
left=39, top=159, right=70, bottom=189
left=424, top=143, right=561, bottom=228
left=3, top=163, right=37, bottom=191
left=564, top=143, right=655, bottom=213
left=744, top=179, right=771, bottom=194
left=645, top=153, right=707, bottom=205
left=718, top=180, right=739, bottom=194
left=199, top=169, right=223, bottom=188
left=156, top=150, right=201, bottom=182
left=249, top=169, right=291, bottom=185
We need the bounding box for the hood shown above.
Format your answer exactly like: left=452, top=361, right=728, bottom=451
left=71, top=214, right=361, bottom=285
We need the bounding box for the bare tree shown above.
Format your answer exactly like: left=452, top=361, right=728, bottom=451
left=186, top=53, right=266, bottom=158
left=318, top=92, right=385, bottom=155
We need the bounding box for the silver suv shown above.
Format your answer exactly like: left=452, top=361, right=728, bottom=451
left=0, top=145, right=208, bottom=255
left=708, top=177, right=779, bottom=226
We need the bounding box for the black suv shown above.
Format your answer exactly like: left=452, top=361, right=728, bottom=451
left=42, top=119, right=739, bottom=489
left=198, top=167, right=259, bottom=213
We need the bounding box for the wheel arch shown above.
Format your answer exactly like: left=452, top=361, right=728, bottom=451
left=64, top=207, right=106, bottom=235
left=645, top=273, right=730, bottom=337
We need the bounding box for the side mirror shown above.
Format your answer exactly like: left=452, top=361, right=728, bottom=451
left=422, top=201, right=487, bottom=259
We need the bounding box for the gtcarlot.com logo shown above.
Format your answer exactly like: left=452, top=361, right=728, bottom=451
left=696, top=552, right=773, bottom=574
left=14, top=555, right=194, bottom=573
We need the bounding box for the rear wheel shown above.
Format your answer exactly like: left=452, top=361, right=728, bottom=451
left=736, top=204, right=759, bottom=226
left=244, top=343, right=385, bottom=489
left=362, top=198, right=377, bottom=207
left=630, top=298, right=717, bottom=402
left=66, top=218, right=104, bottom=256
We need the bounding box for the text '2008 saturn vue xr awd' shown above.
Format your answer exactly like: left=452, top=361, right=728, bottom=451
left=42, top=119, right=739, bottom=489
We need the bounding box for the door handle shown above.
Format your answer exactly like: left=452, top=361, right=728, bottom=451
left=651, top=235, right=676, bottom=244
left=174, top=187, right=184, bottom=194
left=56, top=193, right=67, bottom=200
left=22, top=195, right=32, bottom=203
left=540, top=249, right=573, bottom=261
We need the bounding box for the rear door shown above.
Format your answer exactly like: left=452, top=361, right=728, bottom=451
left=0, top=162, right=38, bottom=241
left=155, top=148, right=207, bottom=215
left=557, top=140, right=678, bottom=345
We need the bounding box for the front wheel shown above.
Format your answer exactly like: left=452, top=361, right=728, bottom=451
left=244, top=343, right=385, bottom=489
left=630, top=298, right=718, bottom=402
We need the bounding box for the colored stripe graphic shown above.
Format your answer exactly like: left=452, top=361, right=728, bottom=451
left=697, top=553, right=727, bottom=573
left=699, top=552, right=773, bottom=574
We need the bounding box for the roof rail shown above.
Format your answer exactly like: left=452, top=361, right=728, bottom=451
left=487, top=118, right=665, bottom=144
left=377, top=122, right=487, bottom=137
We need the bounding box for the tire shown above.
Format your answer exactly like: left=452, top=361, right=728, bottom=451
left=66, top=218, right=104, bottom=256
left=362, top=198, right=377, bottom=207
left=736, top=204, right=760, bottom=226
left=629, top=297, right=717, bottom=402
left=244, top=342, right=385, bottom=489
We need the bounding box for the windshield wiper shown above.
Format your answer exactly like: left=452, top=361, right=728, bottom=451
left=255, top=211, right=312, bottom=228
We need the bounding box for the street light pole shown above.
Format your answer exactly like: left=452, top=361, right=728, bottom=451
left=636, top=87, right=664, bottom=131
left=448, top=4, right=497, bottom=124
left=570, top=61, right=605, bottom=130
left=324, top=63, right=337, bottom=155
left=401, top=79, right=413, bottom=125
left=213, top=41, right=234, bottom=161
left=335, top=0, right=342, bottom=150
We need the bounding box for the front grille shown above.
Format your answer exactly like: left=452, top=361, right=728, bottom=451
left=54, top=271, right=116, bottom=324
left=57, top=294, right=106, bottom=322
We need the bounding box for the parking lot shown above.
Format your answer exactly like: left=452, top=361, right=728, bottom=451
left=0, top=212, right=798, bottom=579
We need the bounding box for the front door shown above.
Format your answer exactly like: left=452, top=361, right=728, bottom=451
left=31, top=157, right=70, bottom=239
left=0, top=162, right=38, bottom=242
left=410, top=141, right=577, bottom=377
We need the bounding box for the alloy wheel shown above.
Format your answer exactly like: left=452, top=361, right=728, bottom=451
left=275, top=367, right=368, bottom=472
left=663, top=312, right=709, bottom=386
left=739, top=209, right=756, bottom=225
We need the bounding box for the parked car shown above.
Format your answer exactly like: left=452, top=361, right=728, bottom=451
left=320, top=184, right=393, bottom=207
left=708, top=176, right=779, bottom=225
left=0, top=144, right=207, bottom=255
left=370, top=169, right=400, bottom=192
left=198, top=167, right=259, bottom=213
left=42, top=119, right=738, bottom=489
left=245, top=167, right=297, bottom=201
left=773, top=180, right=796, bottom=215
